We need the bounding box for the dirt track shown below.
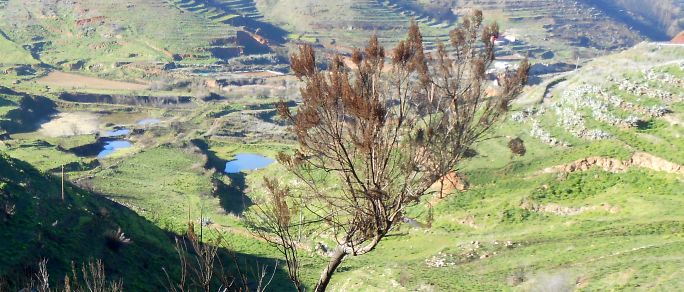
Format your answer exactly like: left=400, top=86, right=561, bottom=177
left=37, top=71, right=149, bottom=91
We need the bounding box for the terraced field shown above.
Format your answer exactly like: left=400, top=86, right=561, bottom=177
left=169, top=0, right=263, bottom=22
left=0, top=0, right=675, bottom=72
left=0, top=0, right=242, bottom=68
left=476, top=0, right=643, bottom=50
left=249, top=0, right=657, bottom=61
left=378, top=0, right=454, bottom=28
left=253, top=0, right=453, bottom=51
left=512, top=43, right=684, bottom=164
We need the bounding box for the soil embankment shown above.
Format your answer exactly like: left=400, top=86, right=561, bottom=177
left=59, top=92, right=191, bottom=106
left=542, top=152, right=684, bottom=176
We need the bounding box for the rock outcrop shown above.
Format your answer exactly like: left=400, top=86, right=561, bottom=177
left=541, top=152, right=684, bottom=176
left=521, top=200, right=620, bottom=216
left=431, top=171, right=468, bottom=197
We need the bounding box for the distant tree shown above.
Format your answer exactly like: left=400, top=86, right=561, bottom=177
left=508, top=137, right=526, bottom=156
left=251, top=10, right=529, bottom=291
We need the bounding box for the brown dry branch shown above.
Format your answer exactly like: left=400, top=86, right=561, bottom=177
left=26, top=259, right=123, bottom=292
left=256, top=10, right=528, bottom=292
left=164, top=222, right=278, bottom=292
left=247, top=178, right=304, bottom=291
left=164, top=224, right=239, bottom=292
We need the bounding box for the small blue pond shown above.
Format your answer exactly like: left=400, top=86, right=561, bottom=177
left=137, top=118, right=161, bottom=126
left=98, top=141, right=133, bottom=158
left=103, top=128, right=130, bottom=137
left=224, top=154, right=275, bottom=173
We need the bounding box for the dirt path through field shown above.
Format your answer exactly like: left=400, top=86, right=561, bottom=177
left=37, top=71, right=149, bottom=91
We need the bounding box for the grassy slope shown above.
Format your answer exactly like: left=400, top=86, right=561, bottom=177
left=0, top=34, right=38, bottom=65
left=322, top=44, right=684, bottom=291
left=2, top=44, right=676, bottom=290
left=0, top=152, right=181, bottom=290
left=0, top=0, right=240, bottom=71
left=0, top=148, right=297, bottom=290
left=328, top=135, right=684, bottom=290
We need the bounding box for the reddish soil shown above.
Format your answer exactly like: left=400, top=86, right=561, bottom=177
left=672, top=31, right=684, bottom=44
left=76, top=16, right=106, bottom=26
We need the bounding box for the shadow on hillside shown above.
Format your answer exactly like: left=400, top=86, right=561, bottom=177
left=227, top=18, right=289, bottom=46
left=589, top=1, right=670, bottom=41
left=0, top=155, right=293, bottom=291
left=219, top=172, right=254, bottom=215
left=190, top=139, right=255, bottom=215
left=191, top=139, right=227, bottom=171
left=0, top=86, right=57, bottom=134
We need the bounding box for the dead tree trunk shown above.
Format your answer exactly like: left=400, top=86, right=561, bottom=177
left=315, top=248, right=347, bottom=292
left=61, top=165, right=65, bottom=202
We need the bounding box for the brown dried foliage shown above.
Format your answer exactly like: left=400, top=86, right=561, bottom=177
left=258, top=10, right=529, bottom=291
left=164, top=224, right=266, bottom=292
left=247, top=178, right=303, bottom=291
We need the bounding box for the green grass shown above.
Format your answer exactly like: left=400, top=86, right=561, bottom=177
left=0, top=141, right=86, bottom=171
left=0, top=11, right=681, bottom=291
left=89, top=145, right=217, bottom=231
left=0, top=34, right=38, bottom=65
left=326, top=163, right=684, bottom=290
left=0, top=152, right=182, bottom=290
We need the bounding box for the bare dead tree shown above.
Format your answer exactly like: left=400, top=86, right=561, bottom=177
left=164, top=223, right=239, bottom=292
left=255, top=10, right=529, bottom=291
left=164, top=222, right=278, bottom=292
left=247, top=178, right=304, bottom=292
left=36, top=259, right=50, bottom=292
left=80, top=259, right=124, bottom=292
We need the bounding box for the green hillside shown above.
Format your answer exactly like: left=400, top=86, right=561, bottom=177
left=0, top=34, right=38, bottom=65
left=0, top=150, right=294, bottom=290
left=0, top=0, right=682, bottom=290
left=0, top=151, right=182, bottom=290
left=0, top=39, right=681, bottom=290
left=0, top=0, right=244, bottom=74
left=320, top=43, right=684, bottom=291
